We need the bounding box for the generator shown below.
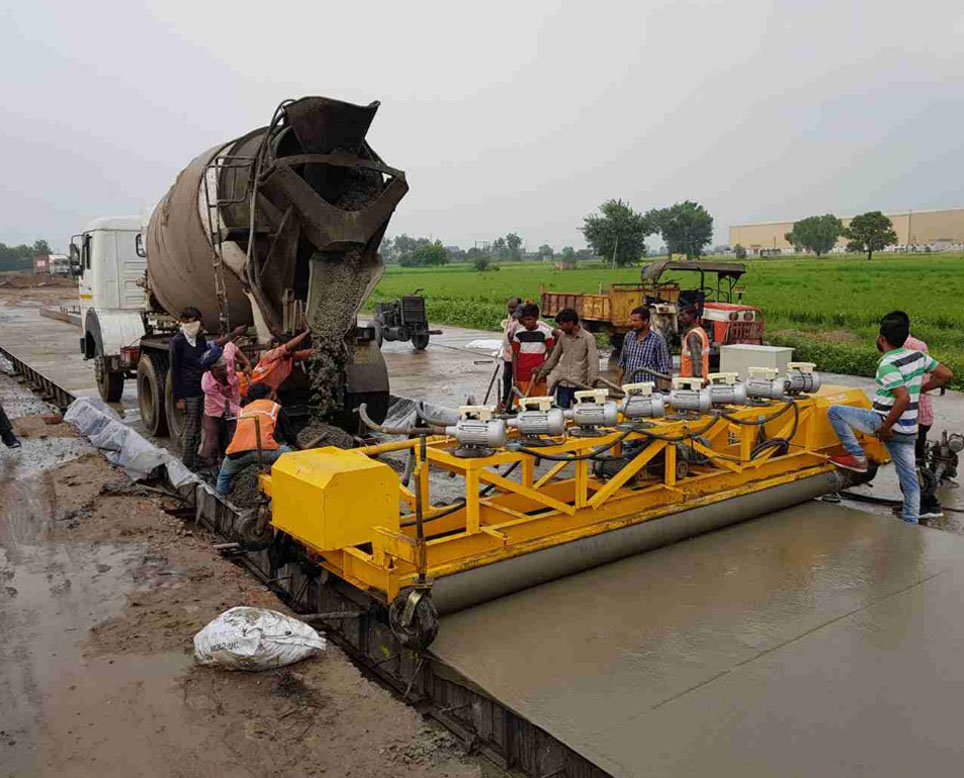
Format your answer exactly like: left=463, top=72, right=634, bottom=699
left=373, top=292, right=440, bottom=350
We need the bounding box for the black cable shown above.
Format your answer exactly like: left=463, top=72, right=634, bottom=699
left=516, top=428, right=634, bottom=461
left=721, top=400, right=796, bottom=426
left=838, top=490, right=901, bottom=507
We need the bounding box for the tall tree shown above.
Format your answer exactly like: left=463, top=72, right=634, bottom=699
left=32, top=239, right=51, bottom=255
left=491, top=237, right=508, bottom=259
left=581, top=199, right=653, bottom=267
left=505, top=233, right=523, bottom=261
left=784, top=214, right=842, bottom=256
left=648, top=201, right=713, bottom=259
left=842, top=211, right=897, bottom=261
left=537, top=243, right=554, bottom=260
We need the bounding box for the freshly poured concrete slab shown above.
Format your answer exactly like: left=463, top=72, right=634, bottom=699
left=432, top=503, right=964, bottom=778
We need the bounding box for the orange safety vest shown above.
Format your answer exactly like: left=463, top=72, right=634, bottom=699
left=679, top=325, right=710, bottom=379
left=226, top=399, right=282, bottom=455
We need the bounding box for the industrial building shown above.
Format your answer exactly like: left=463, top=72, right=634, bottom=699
left=729, top=207, right=964, bottom=254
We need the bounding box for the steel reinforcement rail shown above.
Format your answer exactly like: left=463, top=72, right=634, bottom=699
left=0, top=344, right=77, bottom=411
left=0, top=345, right=605, bottom=778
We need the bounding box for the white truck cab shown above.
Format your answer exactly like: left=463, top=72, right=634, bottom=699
left=71, top=216, right=147, bottom=401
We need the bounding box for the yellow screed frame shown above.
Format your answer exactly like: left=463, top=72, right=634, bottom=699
left=261, top=386, right=887, bottom=603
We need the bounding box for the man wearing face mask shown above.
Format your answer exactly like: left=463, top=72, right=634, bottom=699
left=827, top=311, right=953, bottom=523
left=170, top=307, right=245, bottom=470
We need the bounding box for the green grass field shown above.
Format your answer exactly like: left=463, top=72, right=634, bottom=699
left=370, top=254, right=964, bottom=388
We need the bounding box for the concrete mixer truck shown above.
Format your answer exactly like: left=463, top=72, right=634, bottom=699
left=71, top=96, right=407, bottom=443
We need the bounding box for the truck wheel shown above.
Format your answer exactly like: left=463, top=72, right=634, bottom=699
left=94, top=350, right=124, bottom=402
left=412, top=330, right=430, bottom=351
left=165, top=370, right=185, bottom=449
left=137, top=354, right=169, bottom=437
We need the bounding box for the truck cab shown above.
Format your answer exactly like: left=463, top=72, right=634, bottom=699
left=71, top=216, right=147, bottom=401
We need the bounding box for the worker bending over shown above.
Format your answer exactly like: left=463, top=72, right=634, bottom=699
left=511, top=303, right=555, bottom=401
left=249, top=330, right=315, bottom=394
left=200, top=356, right=241, bottom=469
left=678, top=304, right=709, bottom=384
left=536, top=308, right=598, bottom=409
left=216, top=384, right=296, bottom=496
left=827, top=312, right=953, bottom=523
left=616, top=306, right=671, bottom=391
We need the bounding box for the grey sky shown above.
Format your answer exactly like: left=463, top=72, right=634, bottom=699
left=3, top=0, right=964, bottom=252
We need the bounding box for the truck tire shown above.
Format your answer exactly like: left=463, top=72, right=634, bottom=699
left=412, top=330, right=430, bottom=350
left=165, top=369, right=185, bottom=450
left=94, top=349, right=124, bottom=402
left=137, top=353, right=169, bottom=437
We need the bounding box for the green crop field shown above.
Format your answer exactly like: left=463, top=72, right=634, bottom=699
left=369, top=254, right=964, bottom=388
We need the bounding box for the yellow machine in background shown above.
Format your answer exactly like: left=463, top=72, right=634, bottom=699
left=259, top=369, right=886, bottom=648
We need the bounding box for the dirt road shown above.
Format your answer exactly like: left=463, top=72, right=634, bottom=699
left=0, top=370, right=489, bottom=778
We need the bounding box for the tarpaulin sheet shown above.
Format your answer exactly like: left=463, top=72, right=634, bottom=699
left=432, top=502, right=964, bottom=778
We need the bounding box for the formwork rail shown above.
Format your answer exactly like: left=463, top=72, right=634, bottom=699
left=0, top=344, right=77, bottom=411
left=0, top=345, right=607, bottom=778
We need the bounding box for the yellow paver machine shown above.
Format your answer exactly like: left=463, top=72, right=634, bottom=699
left=255, top=365, right=886, bottom=649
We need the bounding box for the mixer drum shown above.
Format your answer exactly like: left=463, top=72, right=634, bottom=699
left=145, top=96, right=408, bottom=336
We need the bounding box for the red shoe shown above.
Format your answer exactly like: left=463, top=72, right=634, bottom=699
left=829, top=453, right=868, bottom=473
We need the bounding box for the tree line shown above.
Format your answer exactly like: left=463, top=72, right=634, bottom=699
left=778, top=211, right=898, bottom=261
left=0, top=239, right=52, bottom=272
left=581, top=199, right=714, bottom=266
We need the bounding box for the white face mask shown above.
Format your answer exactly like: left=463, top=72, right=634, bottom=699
left=181, top=321, right=201, bottom=339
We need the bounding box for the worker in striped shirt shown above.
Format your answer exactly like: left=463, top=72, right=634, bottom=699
left=827, top=312, right=953, bottom=523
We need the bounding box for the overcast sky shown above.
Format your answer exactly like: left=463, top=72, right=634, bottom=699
left=3, top=0, right=964, bottom=252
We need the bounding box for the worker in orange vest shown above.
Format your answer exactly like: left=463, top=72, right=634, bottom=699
left=678, top=304, right=710, bottom=384
left=215, top=383, right=296, bottom=495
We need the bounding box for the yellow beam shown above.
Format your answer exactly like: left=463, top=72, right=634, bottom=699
left=477, top=467, right=576, bottom=516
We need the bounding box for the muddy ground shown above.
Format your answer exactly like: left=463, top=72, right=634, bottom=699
left=0, top=371, right=493, bottom=778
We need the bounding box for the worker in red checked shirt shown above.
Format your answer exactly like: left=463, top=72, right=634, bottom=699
left=511, top=303, right=555, bottom=402
left=249, top=330, right=315, bottom=394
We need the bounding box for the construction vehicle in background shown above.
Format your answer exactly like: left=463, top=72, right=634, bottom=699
left=72, top=95, right=407, bottom=440
left=372, top=290, right=441, bottom=350
left=541, top=260, right=764, bottom=365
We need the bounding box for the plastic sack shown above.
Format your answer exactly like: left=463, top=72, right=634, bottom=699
left=193, top=607, right=325, bottom=671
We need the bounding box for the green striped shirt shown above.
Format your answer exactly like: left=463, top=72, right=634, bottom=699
left=873, top=347, right=939, bottom=433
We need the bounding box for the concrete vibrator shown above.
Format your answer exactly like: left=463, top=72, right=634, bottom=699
left=243, top=363, right=882, bottom=650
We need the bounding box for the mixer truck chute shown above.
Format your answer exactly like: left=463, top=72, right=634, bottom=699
left=78, top=96, right=407, bottom=440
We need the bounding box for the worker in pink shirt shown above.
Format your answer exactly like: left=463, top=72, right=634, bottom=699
left=200, top=356, right=242, bottom=468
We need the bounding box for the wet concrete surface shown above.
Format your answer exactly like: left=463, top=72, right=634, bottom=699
left=433, top=501, right=964, bottom=777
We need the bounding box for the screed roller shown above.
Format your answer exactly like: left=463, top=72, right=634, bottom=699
left=258, top=378, right=887, bottom=649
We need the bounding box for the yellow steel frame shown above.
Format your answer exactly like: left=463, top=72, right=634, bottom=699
left=266, top=386, right=887, bottom=603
